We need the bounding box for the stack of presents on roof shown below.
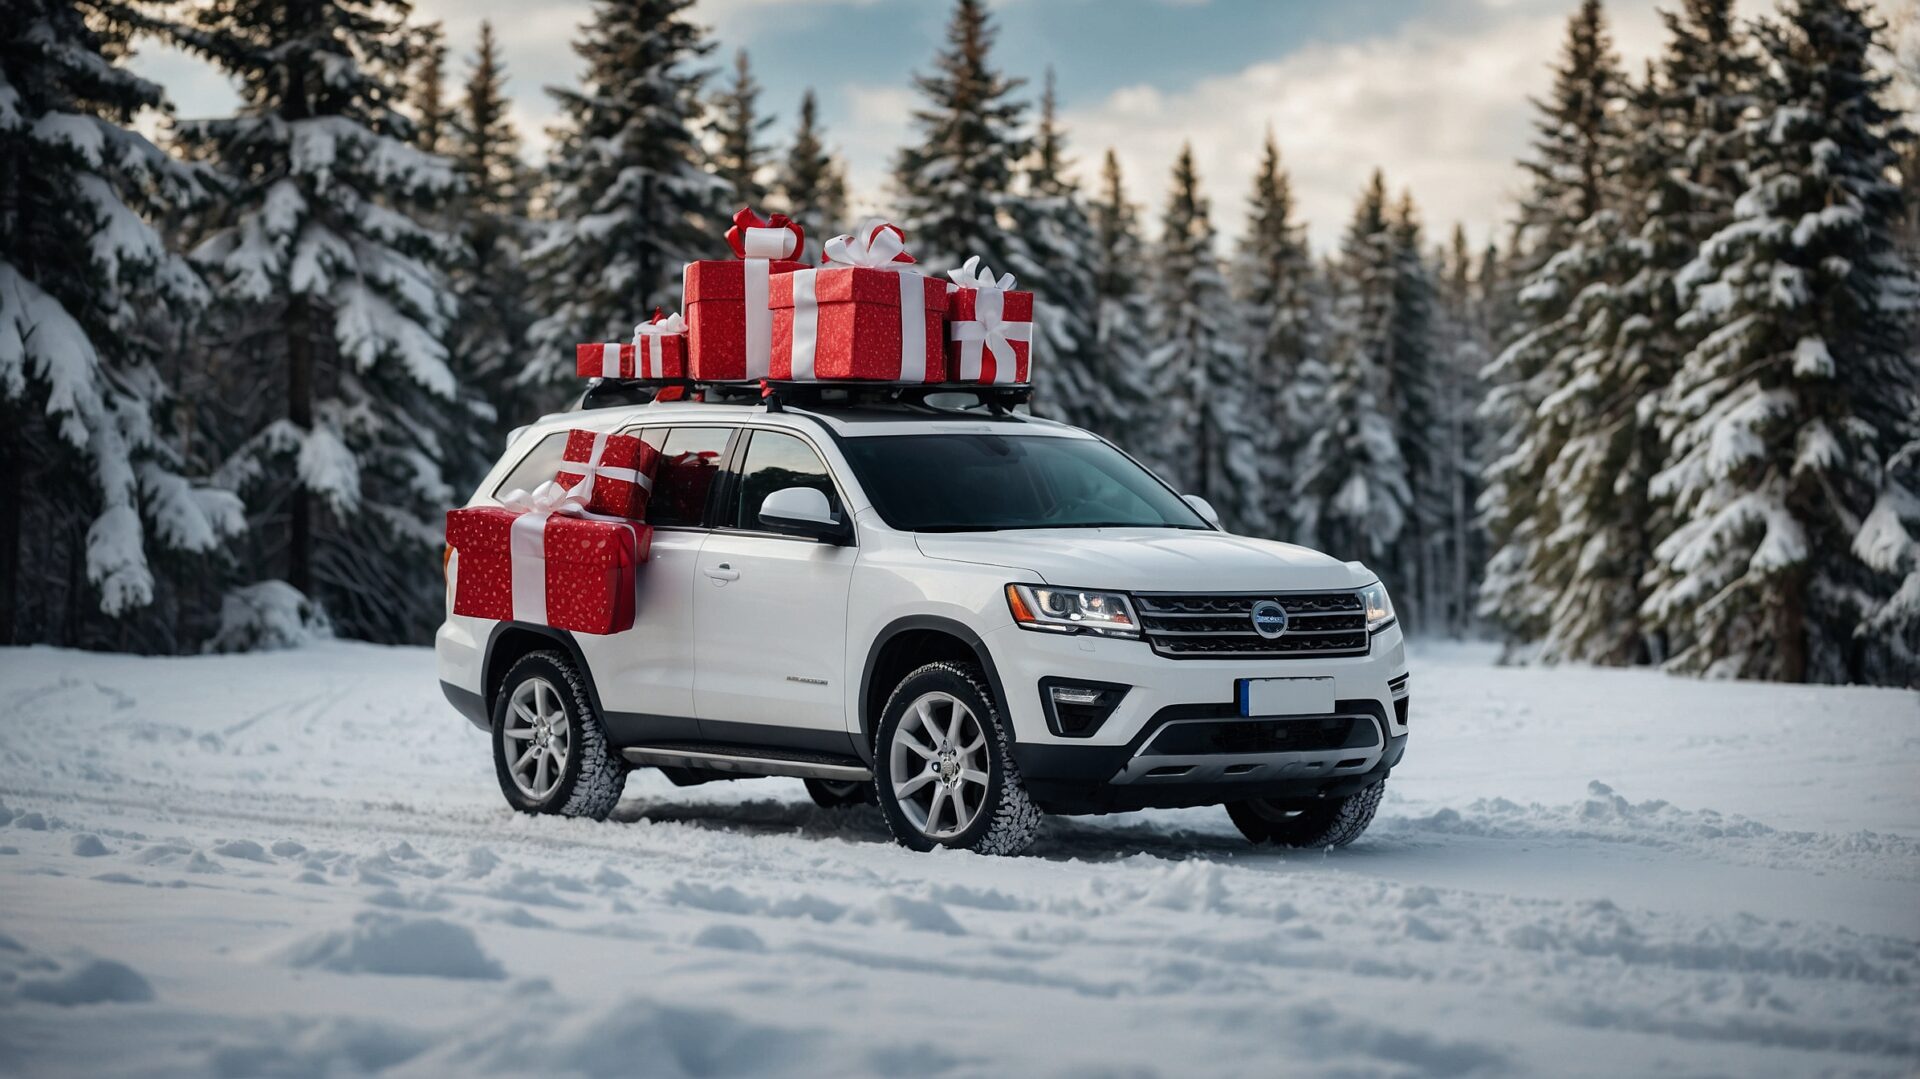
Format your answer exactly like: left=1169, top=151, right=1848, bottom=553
left=446, top=207, right=1040, bottom=637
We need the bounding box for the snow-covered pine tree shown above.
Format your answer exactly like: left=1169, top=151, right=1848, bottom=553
left=1087, top=149, right=1156, bottom=453
left=409, top=19, right=448, bottom=154
left=1233, top=130, right=1324, bottom=541
left=1477, top=0, right=1630, bottom=653
left=1007, top=70, right=1105, bottom=434
left=526, top=0, right=717, bottom=396
left=708, top=49, right=773, bottom=213
left=1385, top=190, right=1444, bottom=626
left=777, top=88, right=847, bottom=262
left=1645, top=0, right=1920, bottom=684
left=447, top=19, right=532, bottom=482
left=1146, top=144, right=1261, bottom=530
left=892, top=0, right=1028, bottom=271
left=1428, top=225, right=1488, bottom=635
left=0, top=0, right=243, bottom=648
left=169, top=0, right=473, bottom=643
left=1294, top=172, right=1412, bottom=564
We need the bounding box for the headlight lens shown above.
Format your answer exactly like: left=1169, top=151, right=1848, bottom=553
left=1005, top=584, right=1140, bottom=638
left=1360, top=581, right=1395, bottom=631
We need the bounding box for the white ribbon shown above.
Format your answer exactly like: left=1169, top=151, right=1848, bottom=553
left=633, top=314, right=687, bottom=379
left=496, top=481, right=588, bottom=624
left=823, top=223, right=909, bottom=269
left=558, top=431, right=653, bottom=511
left=741, top=226, right=800, bottom=260
left=946, top=256, right=1032, bottom=384
left=596, top=342, right=629, bottom=379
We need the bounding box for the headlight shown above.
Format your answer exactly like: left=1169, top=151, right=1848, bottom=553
left=1005, top=584, right=1140, bottom=638
left=1360, top=581, right=1395, bottom=632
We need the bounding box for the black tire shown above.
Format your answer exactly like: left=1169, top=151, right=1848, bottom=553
left=872, top=661, right=1041, bottom=855
left=1227, top=780, right=1384, bottom=849
left=804, top=778, right=873, bottom=808
left=491, top=650, right=628, bottom=821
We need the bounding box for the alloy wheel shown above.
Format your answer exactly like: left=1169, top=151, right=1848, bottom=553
left=502, top=676, right=570, bottom=801
left=888, top=691, right=991, bottom=840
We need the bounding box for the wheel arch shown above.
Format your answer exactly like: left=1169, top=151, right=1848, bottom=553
left=483, top=622, right=605, bottom=720
left=857, top=615, right=1011, bottom=765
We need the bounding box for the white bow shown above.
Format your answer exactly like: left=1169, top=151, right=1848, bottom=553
left=497, top=480, right=587, bottom=520
left=633, top=313, right=688, bottom=340
left=947, top=255, right=1016, bottom=293
left=823, top=222, right=910, bottom=270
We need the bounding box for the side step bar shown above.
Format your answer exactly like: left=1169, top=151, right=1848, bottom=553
left=620, top=743, right=872, bottom=783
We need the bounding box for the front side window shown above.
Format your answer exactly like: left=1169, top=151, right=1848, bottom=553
left=648, top=427, right=733, bottom=527
left=839, top=433, right=1207, bottom=533
left=729, top=430, right=841, bottom=530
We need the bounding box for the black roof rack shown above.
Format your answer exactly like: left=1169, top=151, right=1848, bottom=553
left=577, top=378, right=1033, bottom=417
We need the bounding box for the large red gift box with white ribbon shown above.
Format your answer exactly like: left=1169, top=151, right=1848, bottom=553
left=685, top=208, right=808, bottom=381
left=944, top=256, right=1034, bottom=385
left=553, top=428, right=660, bottom=520
left=446, top=496, right=651, bottom=636
left=767, top=223, right=948, bottom=383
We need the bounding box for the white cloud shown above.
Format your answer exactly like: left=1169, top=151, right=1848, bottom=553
left=1059, top=0, right=1676, bottom=254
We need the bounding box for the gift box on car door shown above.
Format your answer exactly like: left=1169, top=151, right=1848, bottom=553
left=553, top=428, right=660, bottom=520
left=767, top=223, right=948, bottom=382
left=446, top=486, right=652, bottom=635
left=684, top=208, right=808, bottom=381
left=576, top=310, right=689, bottom=381
left=944, top=256, right=1034, bottom=385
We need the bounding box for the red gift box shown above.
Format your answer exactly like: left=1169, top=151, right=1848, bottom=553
left=944, top=256, right=1034, bottom=385
left=685, top=208, right=807, bottom=381
left=576, top=342, right=634, bottom=380
left=767, top=223, right=948, bottom=383
left=446, top=493, right=652, bottom=635
left=554, top=428, right=660, bottom=519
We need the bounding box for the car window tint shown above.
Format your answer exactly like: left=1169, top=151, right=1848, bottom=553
left=731, top=431, right=840, bottom=530
left=650, top=427, right=733, bottom=527
left=490, top=432, right=570, bottom=500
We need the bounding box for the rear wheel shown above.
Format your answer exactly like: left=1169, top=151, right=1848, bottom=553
left=873, top=662, right=1040, bottom=855
left=804, top=778, right=873, bottom=808
left=1227, top=780, right=1384, bottom=849
left=491, top=651, right=628, bottom=820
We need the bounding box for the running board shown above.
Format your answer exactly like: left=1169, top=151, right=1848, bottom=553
left=620, top=743, right=872, bottom=783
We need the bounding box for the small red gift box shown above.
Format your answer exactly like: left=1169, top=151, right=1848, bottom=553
left=577, top=310, right=688, bottom=381
left=944, top=256, right=1034, bottom=385
left=767, top=223, right=948, bottom=383
left=446, top=497, right=652, bottom=635
left=554, top=428, right=660, bottom=519
left=685, top=208, right=807, bottom=381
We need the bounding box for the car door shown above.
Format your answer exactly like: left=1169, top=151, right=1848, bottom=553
left=574, top=425, right=736, bottom=743
left=693, top=427, right=859, bottom=751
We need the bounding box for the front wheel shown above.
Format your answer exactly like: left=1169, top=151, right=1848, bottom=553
left=873, top=661, right=1041, bottom=855
left=491, top=650, right=628, bottom=820
left=1227, top=781, right=1384, bottom=849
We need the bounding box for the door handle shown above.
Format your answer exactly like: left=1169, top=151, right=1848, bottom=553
left=704, top=562, right=740, bottom=582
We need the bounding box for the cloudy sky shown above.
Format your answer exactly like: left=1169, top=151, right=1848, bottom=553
left=131, top=0, right=1904, bottom=254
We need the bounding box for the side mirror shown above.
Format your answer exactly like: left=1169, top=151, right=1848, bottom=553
left=1183, top=494, right=1222, bottom=529
left=759, top=486, right=850, bottom=543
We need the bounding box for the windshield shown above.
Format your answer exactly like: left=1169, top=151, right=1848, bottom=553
left=838, top=433, right=1211, bottom=532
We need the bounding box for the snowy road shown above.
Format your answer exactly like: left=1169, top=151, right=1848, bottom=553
left=0, top=642, right=1915, bottom=1077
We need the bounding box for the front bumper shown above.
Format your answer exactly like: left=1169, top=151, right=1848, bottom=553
left=984, top=621, right=1410, bottom=815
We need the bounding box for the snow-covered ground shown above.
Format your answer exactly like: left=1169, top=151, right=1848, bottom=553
left=0, top=641, right=1915, bottom=1078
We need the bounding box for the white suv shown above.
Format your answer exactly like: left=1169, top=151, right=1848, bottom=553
left=436, top=390, right=1410, bottom=855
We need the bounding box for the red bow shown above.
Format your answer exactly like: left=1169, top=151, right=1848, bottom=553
left=725, top=207, right=806, bottom=260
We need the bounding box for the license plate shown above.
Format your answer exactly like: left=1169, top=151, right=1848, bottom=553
left=1238, top=677, right=1335, bottom=717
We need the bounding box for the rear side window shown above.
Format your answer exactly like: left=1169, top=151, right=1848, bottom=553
left=491, top=432, right=569, bottom=499
left=649, top=427, right=734, bottom=527
left=729, top=430, right=841, bottom=530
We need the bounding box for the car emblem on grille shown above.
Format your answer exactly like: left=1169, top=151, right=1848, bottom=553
left=1249, top=600, right=1289, bottom=639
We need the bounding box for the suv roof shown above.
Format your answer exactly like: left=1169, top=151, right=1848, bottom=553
left=535, top=385, right=1094, bottom=441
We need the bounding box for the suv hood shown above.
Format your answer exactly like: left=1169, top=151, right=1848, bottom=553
left=914, top=529, right=1371, bottom=593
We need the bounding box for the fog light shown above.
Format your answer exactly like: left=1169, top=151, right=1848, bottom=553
left=1039, top=679, right=1129, bottom=738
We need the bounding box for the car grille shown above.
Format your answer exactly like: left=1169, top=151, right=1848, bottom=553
left=1133, top=591, right=1372, bottom=660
